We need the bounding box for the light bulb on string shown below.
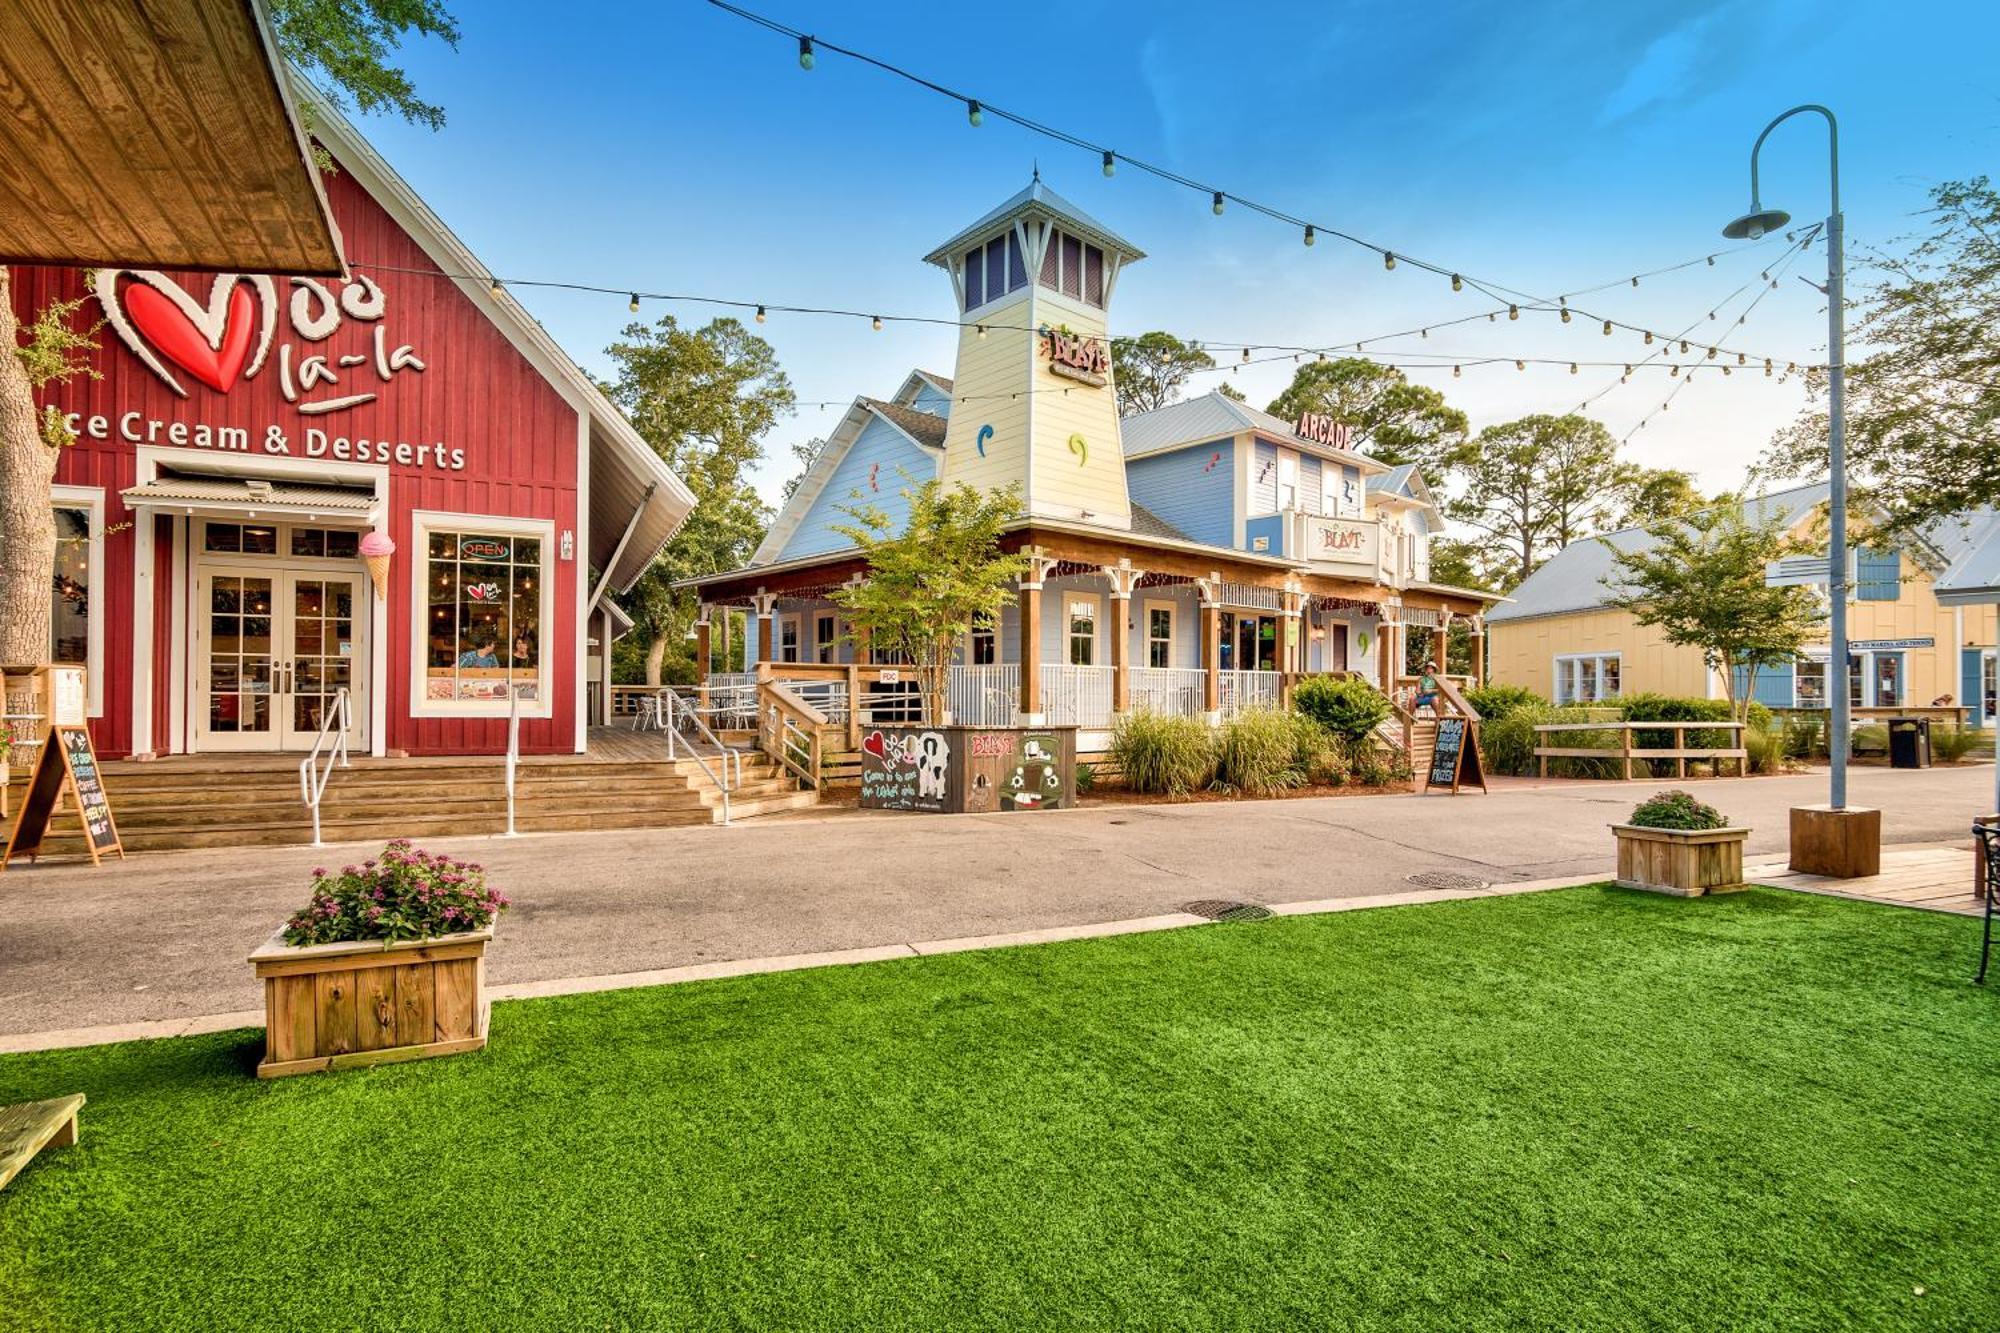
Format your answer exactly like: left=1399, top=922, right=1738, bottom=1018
left=1515, top=359, right=1525, bottom=371
left=1631, top=276, right=1640, bottom=288
left=1706, top=346, right=1717, bottom=359
left=1722, top=364, right=1731, bottom=376
left=1450, top=274, right=1462, bottom=292
left=488, top=277, right=503, bottom=300
left=755, top=305, right=767, bottom=323
left=1706, top=255, right=1715, bottom=266
left=1764, top=359, right=1773, bottom=376
left=1212, top=191, right=1225, bottom=216
left=976, top=324, right=986, bottom=339
left=628, top=293, right=639, bottom=314
left=966, top=100, right=982, bottom=127
left=1709, top=311, right=1718, bottom=321
left=1602, top=320, right=1612, bottom=336
left=1737, top=352, right=1746, bottom=365
left=1420, top=327, right=1427, bottom=338
left=1487, top=312, right=1496, bottom=323
left=1644, top=331, right=1654, bottom=345
left=797, top=36, right=815, bottom=69
left=1679, top=340, right=1690, bottom=353
left=1559, top=304, right=1571, bottom=324
left=1382, top=251, right=1395, bottom=270
left=1452, top=365, right=1461, bottom=378
left=1787, top=361, right=1797, bottom=373
left=1102, top=150, right=1115, bottom=177
left=1670, top=365, right=1680, bottom=377
left=1241, top=347, right=1250, bottom=362
left=1508, top=304, right=1519, bottom=321
left=871, top=315, right=883, bottom=331
left=1303, top=225, right=1315, bottom=247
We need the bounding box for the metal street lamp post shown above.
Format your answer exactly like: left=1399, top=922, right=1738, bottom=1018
left=1723, top=104, right=1849, bottom=811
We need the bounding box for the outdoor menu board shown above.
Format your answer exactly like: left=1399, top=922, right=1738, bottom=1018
left=1424, top=716, right=1487, bottom=795
left=2, top=724, right=124, bottom=868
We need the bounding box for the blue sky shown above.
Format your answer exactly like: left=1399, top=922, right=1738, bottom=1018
left=352, top=1, right=2000, bottom=508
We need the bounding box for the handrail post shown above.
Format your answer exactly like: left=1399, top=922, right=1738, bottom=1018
left=504, top=689, right=520, bottom=837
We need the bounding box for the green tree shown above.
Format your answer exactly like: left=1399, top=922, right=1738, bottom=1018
left=1762, top=178, right=2000, bottom=539
left=1613, top=466, right=1716, bottom=529
left=600, top=316, right=795, bottom=684
left=1265, top=358, right=1470, bottom=473
left=1604, top=506, right=1822, bottom=723
left=1, top=1, right=460, bottom=665
left=1111, top=332, right=1215, bottom=416
left=1446, top=413, right=1622, bottom=589
left=1425, top=536, right=1499, bottom=593
left=831, top=480, right=1028, bottom=725
left=270, top=0, right=461, bottom=131
left=1215, top=380, right=1247, bottom=402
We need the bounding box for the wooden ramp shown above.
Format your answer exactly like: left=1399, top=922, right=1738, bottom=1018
left=1747, top=845, right=1983, bottom=917
left=0, top=1094, right=84, bottom=1191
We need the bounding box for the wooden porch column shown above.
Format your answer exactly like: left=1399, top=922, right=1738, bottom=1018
left=1018, top=574, right=1044, bottom=721
left=1379, top=618, right=1398, bottom=692
left=598, top=604, right=616, bottom=725
left=1103, top=563, right=1141, bottom=717
left=752, top=590, right=778, bottom=666
left=694, top=610, right=712, bottom=705
left=1469, top=616, right=1486, bottom=687
left=1280, top=587, right=1304, bottom=706
left=1434, top=613, right=1451, bottom=677
left=1199, top=580, right=1221, bottom=718
left=716, top=607, right=733, bottom=672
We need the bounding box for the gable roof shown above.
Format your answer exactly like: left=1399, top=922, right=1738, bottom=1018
left=1121, top=391, right=1387, bottom=474
left=924, top=177, right=1145, bottom=267
left=860, top=397, right=948, bottom=449
left=1487, top=482, right=1832, bottom=624
left=1129, top=502, right=1190, bottom=543
left=1921, top=509, right=2000, bottom=606
left=303, top=86, right=694, bottom=595
left=750, top=394, right=946, bottom=565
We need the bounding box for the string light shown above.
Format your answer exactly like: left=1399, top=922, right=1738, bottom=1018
left=1102, top=150, right=1114, bottom=177
left=871, top=315, right=882, bottom=331
left=1508, top=304, right=1519, bottom=321
left=1452, top=365, right=1461, bottom=378
left=1765, top=358, right=1773, bottom=376
left=627, top=293, right=639, bottom=313
left=1737, top=352, right=1747, bottom=365
left=1212, top=191, right=1225, bottom=216
left=488, top=277, right=502, bottom=299
left=1382, top=251, right=1395, bottom=271
left=755, top=304, right=767, bottom=323
left=1569, top=362, right=1578, bottom=375
left=1602, top=319, right=1612, bottom=336
left=1679, top=340, right=1690, bottom=353
left=1515, top=359, right=1525, bottom=371
left=797, top=35, right=814, bottom=69
left=1241, top=346, right=1250, bottom=362
left=975, top=324, right=985, bottom=339
left=1559, top=303, right=1571, bottom=324
left=966, top=99, right=982, bottom=127
left=1451, top=274, right=1463, bottom=292
left=1670, top=365, right=1680, bottom=377
left=1707, top=346, right=1718, bottom=359
left=1722, top=364, right=1732, bottom=376
left=1644, top=331, right=1654, bottom=345
left=1303, top=225, right=1315, bottom=247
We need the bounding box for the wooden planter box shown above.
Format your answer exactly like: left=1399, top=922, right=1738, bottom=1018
left=249, top=927, right=492, bottom=1079
left=1613, top=824, right=1750, bottom=896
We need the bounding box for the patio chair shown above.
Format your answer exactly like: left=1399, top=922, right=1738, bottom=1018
left=632, top=691, right=669, bottom=732
left=1975, top=823, right=1999, bottom=985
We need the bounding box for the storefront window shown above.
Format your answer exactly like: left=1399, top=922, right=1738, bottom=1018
left=1555, top=653, right=1622, bottom=704
left=1848, top=654, right=1865, bottom=708
left=51, top=506, right=91, bottom=665
left=424, top=530, right=542, bottom=703
left=1796, top=657, right=1826, bottom=707
left=204, top=522, right=278, bottom=555
left=1874, top=654, right=1902, bottom=707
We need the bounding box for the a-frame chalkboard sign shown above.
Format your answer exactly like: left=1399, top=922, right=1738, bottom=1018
left=2, top=725, right=123, bottom=868
left=1424, top=715, right=1487, bottom=795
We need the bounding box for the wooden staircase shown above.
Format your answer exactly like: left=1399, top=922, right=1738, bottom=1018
left=18, top=750, right=816, bottom=856
left=1405, top=717, right=1439, bottom=777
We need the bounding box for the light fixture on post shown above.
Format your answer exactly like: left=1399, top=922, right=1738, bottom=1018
left=1723, top=103, right=1871, bottom=873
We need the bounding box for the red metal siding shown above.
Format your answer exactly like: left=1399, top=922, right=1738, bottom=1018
left=12, top=166, right=583, bottom=756
left=152, top=514, right=174, bottom=753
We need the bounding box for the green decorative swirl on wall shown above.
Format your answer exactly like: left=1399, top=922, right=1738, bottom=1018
left=1068, top=433, right=1087, bottom=466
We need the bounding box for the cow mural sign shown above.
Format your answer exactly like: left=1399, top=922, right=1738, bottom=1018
left=858, top=726, right=1078, bottom=814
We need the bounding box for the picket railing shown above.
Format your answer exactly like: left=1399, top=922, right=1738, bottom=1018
left=948, top=664, right=1019, bottom=725
left=1039, top=665, right=1115, bottom=728
left=1128, top=667, right=1206, bottom=717
left=1217, top=670, right=1281, bottom=716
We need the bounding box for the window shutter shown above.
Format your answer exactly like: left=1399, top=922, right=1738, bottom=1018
left=1007, top=234, right=1027, bottom=291
left=1754, top=661, right=1795, bottom=708
left=1084, top=245, right=1104, bottom=305
left=1963, top=649, right=1984, bottom=727
left=1039, top=231, right=1060, bottom=287
left=1855, top=547, right=1900, bottom=600
left=963, top=249, right=983, bottom=309
left=1061, top=235, right=1083, bottom=299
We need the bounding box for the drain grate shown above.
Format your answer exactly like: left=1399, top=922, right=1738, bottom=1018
left=1404, top=871, right=1490, bottom=891
left=1182, top=899, right=1274, bottom=923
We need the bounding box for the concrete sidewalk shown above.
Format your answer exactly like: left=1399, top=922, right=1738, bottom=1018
left=0, top=763, right=1986, bottom=1043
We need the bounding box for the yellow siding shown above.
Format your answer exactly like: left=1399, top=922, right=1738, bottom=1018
left=1488, top=608, right=1713, bottom=698
left=938, top=290, right=1033, bottom=500
left=1025, top=287, right=1130, bottom=525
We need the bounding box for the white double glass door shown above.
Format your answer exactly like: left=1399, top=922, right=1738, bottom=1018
left=196, top=567, right=366, bottom=751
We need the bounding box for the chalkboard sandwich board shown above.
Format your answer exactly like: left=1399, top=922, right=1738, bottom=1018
left=1424, top=715, right=1487, bottom=795
left=2, top=724, right=124, bottom=868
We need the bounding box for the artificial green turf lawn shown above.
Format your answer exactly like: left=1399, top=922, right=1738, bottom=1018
left=3, top=887, right=1998, bottom=1331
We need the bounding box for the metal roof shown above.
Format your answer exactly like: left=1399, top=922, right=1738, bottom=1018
left=1487, top=482, right=1834, bottom=623
left=924, top=178, right=1145, bottom=267
left=1119, top=391, right=1387, bottom=473
left=1929, top=510, right=2000, bottom=606
left=121, top=474, right=376, bottom=515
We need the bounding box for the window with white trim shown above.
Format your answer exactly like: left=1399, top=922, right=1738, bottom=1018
left=1554, top=652, right=1621, bottom=704
left=418, top=520, right=550, bottom=712
left=47, top=488, right=104, bottom=715
left=815, top=612, right=839, bottom=664
left=1067, top=600, right=1098, bottom=666
left=969, top=612, right=997, bottom=666
left=1146, top=604, right=1174, bottom=669
left=779, top=615, right=800, bottom=663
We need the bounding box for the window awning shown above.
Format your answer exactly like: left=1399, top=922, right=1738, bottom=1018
left=119, top=474, right=378, bottom=523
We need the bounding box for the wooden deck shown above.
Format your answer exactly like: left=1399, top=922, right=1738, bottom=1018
left=1747, top=844, right=1985, bottom=917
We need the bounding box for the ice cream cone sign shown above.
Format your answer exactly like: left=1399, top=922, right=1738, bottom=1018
left=360, top=531, right=396, bottom=599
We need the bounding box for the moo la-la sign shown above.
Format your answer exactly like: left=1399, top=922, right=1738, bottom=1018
left=1293, top=412, right=1354, bottom=450
left=1041, top=325, right=1109, bottom=387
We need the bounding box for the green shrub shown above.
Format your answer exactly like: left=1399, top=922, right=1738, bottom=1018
left=1215, top=708, right=1310, bottom=795
left=1851, top=723, right=1889, bottom=756
left=1932, top=724, right=1982, bottom=763
left=1781, top=713, right=1825, bottom=758
left=1619, top=694, right=1736, bottom=753
left=1074, top=761, right=1097, bottom=794
left=1744, top=725, right=1783, bottom=774
left=1349, top=735, right=1410, bottom=788
left=1304, top=733, right=1352, bottom=786
left=1110, top=712, right=1216, bottom=796
left=1291, top=675, right=1391, bottom=743
left=1479, top=703, right=1624, bottom=778
left=1463, top=684, right=1542, bottom=722
left=1746, top=700, right=1774, bottom=733
left=1628, top=789, right=1729, bottom=830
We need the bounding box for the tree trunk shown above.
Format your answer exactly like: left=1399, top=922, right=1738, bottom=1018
left=644, top=635, right=667, bottom=687
left=0, top=268, right=59, bottom=667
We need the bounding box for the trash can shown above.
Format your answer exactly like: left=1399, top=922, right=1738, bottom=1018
left=1887, top=717, right=1932, bottom=769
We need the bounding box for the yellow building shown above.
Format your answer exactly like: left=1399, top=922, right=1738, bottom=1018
left=1487, top=484, right=1999, bottom=727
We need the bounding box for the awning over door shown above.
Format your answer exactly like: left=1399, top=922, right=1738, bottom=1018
left=120, top=473, right=379, bottom=523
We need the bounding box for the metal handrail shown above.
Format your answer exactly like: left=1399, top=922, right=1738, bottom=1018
left=297, top=687, right=351, bottom=848
left=503, top=689, right=521, bottom=837
left=663, top=688, right=739, bottom=824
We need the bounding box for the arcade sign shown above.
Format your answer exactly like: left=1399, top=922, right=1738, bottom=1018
left=1040, top=325, right=1109, bottom=387
left=1293, top=412, right=1354, bottom=450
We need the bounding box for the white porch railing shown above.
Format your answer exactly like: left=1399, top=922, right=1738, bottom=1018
left=1129, top=667, right=1206, bottom=717
left=949, top=664, right=1019, bottom=725
left=1218, top=670, right=1281, bottom=716
left=1040, top=664, right=1114, bottom=727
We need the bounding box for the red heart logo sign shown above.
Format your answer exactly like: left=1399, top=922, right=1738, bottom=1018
left=862, top=731, right=887, bottom=759
left=124, top=280, right=257, bottom=393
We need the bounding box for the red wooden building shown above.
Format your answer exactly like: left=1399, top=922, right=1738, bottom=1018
left=12, top=99, right=691, bottom=759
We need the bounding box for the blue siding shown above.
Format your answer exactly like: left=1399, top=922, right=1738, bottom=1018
left=909, top=381, right=952, bottom=417
left=1965, top=649, right=1985, bottom=729
left=778, top=415, right=936, bottom=560
left=1251, top=441, right=1279, bottom=513
left=1124, top=439, right=1235, bottom=547
left=1245, top=513, right=1287, bottom=556
left=1856, top=547, right=1901, bottom=600
left=1734, top=661, right=1795, bottom=708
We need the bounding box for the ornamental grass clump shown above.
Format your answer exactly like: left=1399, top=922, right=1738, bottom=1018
left=1627, top=790, right=1729, bottom=832
left=1214, top=708, right=1311, bottom=795
left=283, top=839, right=509, bottom=946
left=1110, top=711, right=1216, bottom=796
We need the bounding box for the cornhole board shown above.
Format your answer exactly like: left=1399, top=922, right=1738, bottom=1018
left=0, top=1093, right=85, bottom=1192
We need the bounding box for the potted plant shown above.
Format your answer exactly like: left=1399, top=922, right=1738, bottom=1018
left=248, top=840, right=509, bottom=1078
left=1613, top=790, right=1750, bottom=896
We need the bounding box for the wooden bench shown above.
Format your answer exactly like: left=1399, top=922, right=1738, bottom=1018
left=0, top=1093, right=85, bottom=1191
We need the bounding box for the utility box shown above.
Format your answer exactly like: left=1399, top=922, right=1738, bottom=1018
left=857, top=724, right=1077, bottom=814
left=1887, top=717, right=1932, bottom=769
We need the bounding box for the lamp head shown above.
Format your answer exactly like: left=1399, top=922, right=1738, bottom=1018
left=1723, top=204, right=1791, bottom=241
